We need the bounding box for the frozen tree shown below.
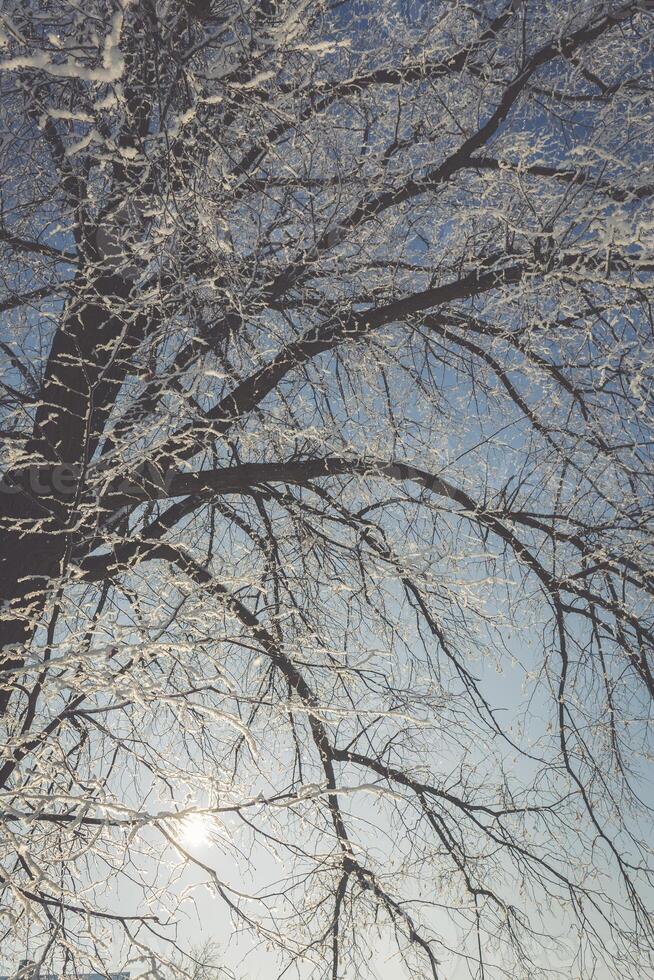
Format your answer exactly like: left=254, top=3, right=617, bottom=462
left=1, top=1, right=653, bottom=977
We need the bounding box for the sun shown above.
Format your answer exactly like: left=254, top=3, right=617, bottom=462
left=178, top=812, right=213, bottom=849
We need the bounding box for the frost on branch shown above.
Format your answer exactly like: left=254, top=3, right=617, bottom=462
left=0, top=2, right=653, bottom=979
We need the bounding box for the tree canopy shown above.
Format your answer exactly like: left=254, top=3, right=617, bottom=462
left=1, top=1, right=653, bottom=978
